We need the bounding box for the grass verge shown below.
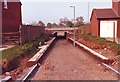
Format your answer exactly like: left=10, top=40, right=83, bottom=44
left=81, top=33, right=120, bottom=55
left=76, top=25, right=120, bottom=56
left=2, top=33, right=51, bottom=73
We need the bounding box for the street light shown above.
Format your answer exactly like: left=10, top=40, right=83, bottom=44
left=70, top=5, right=76, bottom=46
left=88, top=0, right=90, bottom=22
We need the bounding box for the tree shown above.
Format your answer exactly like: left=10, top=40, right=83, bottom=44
left=52, top=23, right=58, bottom=27
left=75, top=16, right=85, bottom=27
left=59, top=17, right=69, bottom=27
left=37, top=21, right=45, bottom=26
left=47, top=23, right=52, bottom=28
left=66, top=21, right=74, bottom=27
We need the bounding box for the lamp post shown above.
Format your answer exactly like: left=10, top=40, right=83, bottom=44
left=70, top=5, right=76, bottom=46
left=88, top=0, right=90, bottom=22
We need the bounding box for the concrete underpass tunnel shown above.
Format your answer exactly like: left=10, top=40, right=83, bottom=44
left=53, top=32, right=58, bottom=37
left=64, top=32, right=67, bottom=39
left=53, top=32, right=68, bottom=39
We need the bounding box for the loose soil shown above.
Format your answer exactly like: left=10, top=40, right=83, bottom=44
left=77, top=38, right=117, bottom=59
left=1, top=49, right=40, bottom=80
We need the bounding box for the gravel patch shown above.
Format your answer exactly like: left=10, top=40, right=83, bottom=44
left=33, top=40, right=118, bottom=80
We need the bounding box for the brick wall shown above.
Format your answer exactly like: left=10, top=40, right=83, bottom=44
left=90, top=11, right=99, bottom=37
left=112, top=1, right=120, bottom=16
left=2, top=2, right=22, bottom=33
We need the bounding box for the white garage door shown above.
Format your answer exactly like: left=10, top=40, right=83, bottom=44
left=100, top=21, right=117, bottom=38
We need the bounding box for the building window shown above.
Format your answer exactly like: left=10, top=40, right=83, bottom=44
left=4, top=0, right=8, bottom=9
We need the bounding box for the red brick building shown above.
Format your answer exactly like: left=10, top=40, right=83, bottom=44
left=90, top=0, right=120, bottom=43
left=1, top=0, right=22, bottom=33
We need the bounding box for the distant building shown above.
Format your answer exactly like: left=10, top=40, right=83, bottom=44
left=90, top=0, right=120, bottom=43
left=1, top=0, right=22, bottom=33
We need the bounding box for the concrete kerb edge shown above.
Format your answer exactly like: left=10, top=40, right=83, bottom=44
left=21, top=64, right=38, bottom=81
left=2, top=37, right=56, bottom=81
left=67, top=37, right=109, bottom=61
left=102, top=63, right=120, bottom=75
left=27, top=37, right=56, bottom=67
left=68, top=37, right=120, bottom=76
left=20, top=37, right=56, bottom=81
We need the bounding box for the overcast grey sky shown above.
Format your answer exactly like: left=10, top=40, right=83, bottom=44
left=21, top=0, right=112, bottom=25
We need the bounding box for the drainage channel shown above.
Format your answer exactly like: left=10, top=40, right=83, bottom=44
left=2, top=37, right=120, bottom=81
left=27, top=39, right=118, bottom=80
left=20, top=38, right=119, bottom=80
left=24, top=36, right=67, bottom=81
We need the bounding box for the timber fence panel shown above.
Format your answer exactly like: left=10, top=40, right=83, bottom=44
left=20, top=25, right=45, bottom=44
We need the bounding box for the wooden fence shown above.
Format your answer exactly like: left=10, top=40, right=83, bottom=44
left=20, top=25, right=45, bottom=44
left=2, top=25, right=45, bottom=44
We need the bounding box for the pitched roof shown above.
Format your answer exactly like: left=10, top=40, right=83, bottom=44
left=93, top=8, right=120, bottom=19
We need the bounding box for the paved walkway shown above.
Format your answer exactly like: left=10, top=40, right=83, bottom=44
left=0, top=42, right=16, bottom=51
left=32, top=40, right=118, bottom=80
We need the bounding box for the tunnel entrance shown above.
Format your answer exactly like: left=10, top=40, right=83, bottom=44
left=53, top=32, right=67, bottom=39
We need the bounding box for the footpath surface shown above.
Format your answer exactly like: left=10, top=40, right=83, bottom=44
left=32, top=39, right=118, bottom=80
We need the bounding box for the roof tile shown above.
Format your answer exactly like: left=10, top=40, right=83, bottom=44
left=93, top=8, right=120, bottom=19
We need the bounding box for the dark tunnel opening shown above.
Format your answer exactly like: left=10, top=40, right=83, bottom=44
left=53, top=32, right=68, bottom=39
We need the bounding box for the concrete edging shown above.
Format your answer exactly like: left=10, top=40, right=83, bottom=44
left=2, top=37, right=56, bottom=81
left=17, top=37, right=56, bottom=81
left=27, top=37, right=56, bottom=67
left=68, top=37, right=120, bottom=76
left=21, top=64, right=38, bottom=82
left=102, top=63, right=120, bottom=75
left=68, top=37, right=109, bottom=61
